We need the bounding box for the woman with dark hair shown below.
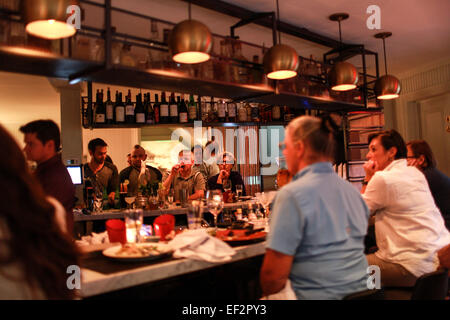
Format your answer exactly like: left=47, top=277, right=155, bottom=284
left=406, top=140, right=450, bottom=225
left=362, top=130, right=450, bottom=287
left=0, top=125, right=80, bottom=299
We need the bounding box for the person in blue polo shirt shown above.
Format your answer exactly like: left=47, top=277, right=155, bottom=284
left=260, top=115, right=370, bottom=300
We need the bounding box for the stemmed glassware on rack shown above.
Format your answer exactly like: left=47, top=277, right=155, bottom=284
left=206, top=190, right=224, bottom=232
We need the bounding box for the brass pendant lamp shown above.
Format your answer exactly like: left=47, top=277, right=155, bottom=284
left=328, top=13, right=358, bottom=91
left=263, top=0, right=299, bottom=80
left=374, top=32, right=401, bottom=100
left=168, top=1, right=212, bottom=64
left=21, top=0, right=79, bottom=40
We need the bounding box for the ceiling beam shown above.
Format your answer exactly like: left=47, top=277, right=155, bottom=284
left=182, top=0, right=343, bottom=48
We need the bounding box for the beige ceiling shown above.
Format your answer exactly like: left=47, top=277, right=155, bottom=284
left=222, top=0, right=450, bottom=76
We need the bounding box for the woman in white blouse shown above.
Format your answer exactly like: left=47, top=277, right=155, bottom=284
left=361, top=130, right=450, bottom=287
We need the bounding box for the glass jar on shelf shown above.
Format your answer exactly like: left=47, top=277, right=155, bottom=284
left=238, top=102, right=248, bottom=122
left=232, top=40, right=249, bottom=84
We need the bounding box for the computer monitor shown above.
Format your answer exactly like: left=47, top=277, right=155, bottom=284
left=66, top=165, right=83, bottom=185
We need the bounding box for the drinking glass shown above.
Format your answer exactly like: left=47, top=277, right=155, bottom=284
left=223, top=179, right=232, bottom=193
left=167, top=189, right=174, bottom=205
left=206, top=190, right=223, bottom=232
left=93, top=189, right=103, bottom=213
left=125, top=196, right=136, bottom=209
left=235, top=184, right=243, bottom=199
left=187, top=200, right=203, bottom=230
left=124, top=209, right=143, bottom=243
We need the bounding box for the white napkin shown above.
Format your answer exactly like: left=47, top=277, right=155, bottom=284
left=168, top=229, right=236, bottom=263
left=75, top=231, right=110, bottom=247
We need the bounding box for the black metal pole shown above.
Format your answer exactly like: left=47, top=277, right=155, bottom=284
left=362, top=47, right=368, bottom=108
left=382, top=38, right=388, bottom=75
left=272, top=12, right=277, bottom=46
left=105, top=0, right=112, bottom=68
left=87, top=81, right=93, bottom=128
left=276, top=0, right=281, bottom=44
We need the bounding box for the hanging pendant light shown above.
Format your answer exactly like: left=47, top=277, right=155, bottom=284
left=374, top=32, right=401, bottom=100
left=22, top=0, right=79, bottom=40
left=263, top=0, right=299, bottom=80
left=328, top=13, right=358, bottom=91
left=168, top=2, right=212, bottom=64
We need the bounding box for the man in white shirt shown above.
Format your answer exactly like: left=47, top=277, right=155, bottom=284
left=361, top=130, right=450, bottom=287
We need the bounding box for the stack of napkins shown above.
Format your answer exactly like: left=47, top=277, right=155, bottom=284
left=169, top=229, right=236, bottom=263
left=75, top=231, right=110, bottom=247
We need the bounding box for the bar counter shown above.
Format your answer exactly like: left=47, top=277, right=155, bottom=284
left=80, top=241, right=266, bottom=299
left=74, top=200, right=255, bottom=222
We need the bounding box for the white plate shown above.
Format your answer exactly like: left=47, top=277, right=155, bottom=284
left=102, top=243, right=173, bottom=262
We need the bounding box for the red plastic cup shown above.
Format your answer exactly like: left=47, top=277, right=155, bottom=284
left=153, top=214, right=175, bottom=241
left=106, top=219, right=126, bottom=244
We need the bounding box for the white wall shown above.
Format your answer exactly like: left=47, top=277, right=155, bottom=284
left=0, top=71, right=61, bottom=146
left=388, top=57, right=450, bottom=175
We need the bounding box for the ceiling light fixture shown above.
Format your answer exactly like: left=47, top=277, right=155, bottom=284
left=168, top=1, right=212, bottom=64
left=22, top=0, right=79, bottom=40
left=263, top=0, right=299, bottom=80
left=374, top=32, right=401, bottom=100
left=328, top=13, right=358, bottom=91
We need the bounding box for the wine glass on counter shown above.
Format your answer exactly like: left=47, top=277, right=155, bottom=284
left=206, top=190, right=224, bottom=232
left=167, top=189, right=174, bottom=206
left=124, top=196, right=136, bottom=209
left=235, top=184, right=243, bottom=199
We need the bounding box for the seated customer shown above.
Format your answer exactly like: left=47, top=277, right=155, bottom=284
left=207, top=152, right=246, bottom=196
left=83, top=138, right=119, bottom=205
left=260, top=115, right=370, bottom=300
left=0, top=124, right=80, bottom=299
left=119, top=145, right=161, bottom=196
left=406, top=140, right=450, bottom=227
left=162, top=150, right=205, bottom=201
left=361, top=130, right=450, bottom=287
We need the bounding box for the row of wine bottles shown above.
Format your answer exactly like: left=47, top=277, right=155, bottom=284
left=86, top=88, right=300, bottom=126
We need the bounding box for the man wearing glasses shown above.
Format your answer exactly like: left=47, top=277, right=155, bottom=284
left=207, top=152, right=246, bottom=195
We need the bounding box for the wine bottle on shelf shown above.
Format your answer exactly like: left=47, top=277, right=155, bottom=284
left=283, top=106, right=292, bottom=122
left=209, top=96, right=217, bottom=122
left=153, top=93, right=160, bottom=124
left=95, top=89, right=106, bottom=124
left=200, top=97, right=208, bottom=122
left=135, top=93, right=146, bottom=124
left=125, top=89, right=135, bottom=124
left=188, top=94, right=197, bottom=123
left=105, top=87, right=114, bottom=124
left=227, top=101, right=236, bottom=122
left=169, top=93, right=178, bottom=124
left=115, top=92, right=125, bottom=124
left=238, top=102, right=247, bottom=122
left=251, top=103, right=260, bottom=122
left=159, top=92, right=169, bottom=124
left=217, top=99, right=226, bottom=122
left=145, top=93, right=155, bottom=125
left=272, top=105, right=281, bottom=121
left=246, top=103, right=252, bottom=122
left=179, top=95, right=188, bottom=124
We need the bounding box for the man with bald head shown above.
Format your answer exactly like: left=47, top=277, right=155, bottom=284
left=119, top=145, right=161, bottom=196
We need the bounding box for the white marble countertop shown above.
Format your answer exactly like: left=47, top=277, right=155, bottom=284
left=80, top=241, right=266, bottom=298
